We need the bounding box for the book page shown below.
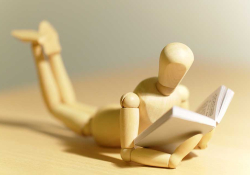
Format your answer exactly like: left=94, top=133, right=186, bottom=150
left=216, top=88, right=234, bottom=123
left=196, top=86, right=223, bottom=120
left=135, top=106, right=215, bottom=153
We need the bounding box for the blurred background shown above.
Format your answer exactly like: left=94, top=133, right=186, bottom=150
left=0, top=0, right=249, bottom=90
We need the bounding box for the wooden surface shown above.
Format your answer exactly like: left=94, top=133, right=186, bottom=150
left=0, top=61, right=250, bottom=174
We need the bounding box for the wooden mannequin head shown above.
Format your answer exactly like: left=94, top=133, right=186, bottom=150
left=157, top=43, right=194, bottom=96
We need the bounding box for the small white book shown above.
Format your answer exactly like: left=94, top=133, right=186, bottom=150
left=134, top=86, right=234, bottom=153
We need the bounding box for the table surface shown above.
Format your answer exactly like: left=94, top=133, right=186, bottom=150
left=0, top=61, right=250, bottom=175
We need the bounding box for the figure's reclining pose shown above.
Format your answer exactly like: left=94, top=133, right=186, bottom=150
left=12, top=21, right=214, bottom=168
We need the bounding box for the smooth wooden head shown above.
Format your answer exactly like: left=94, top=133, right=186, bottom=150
left=157, top=43, right=194, bottom=96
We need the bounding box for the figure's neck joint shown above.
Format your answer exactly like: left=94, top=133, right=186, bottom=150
left=156, top=81, right=175, bottom=96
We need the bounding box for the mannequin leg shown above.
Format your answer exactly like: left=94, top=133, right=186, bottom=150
left=31, top=43, right=92, bottom=135
left=48, top=53, right=97, bottom=115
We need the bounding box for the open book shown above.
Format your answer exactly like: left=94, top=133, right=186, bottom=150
left=134, top=86, right=234, bottom=153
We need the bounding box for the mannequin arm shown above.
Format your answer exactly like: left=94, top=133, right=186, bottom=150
left=120, top=92, right=203, bottom=168
left=120, top=92, right=171, bottom=168
left=196, top=128, right=215, bottom=149
left=177, top=85, right=190, bottom=109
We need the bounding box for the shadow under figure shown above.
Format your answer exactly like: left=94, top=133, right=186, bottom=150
left=0, top=117, right=197, bottom=169
left=12, top=21, right=215, bottom=169
left=0, top=117, right=134, bottom=168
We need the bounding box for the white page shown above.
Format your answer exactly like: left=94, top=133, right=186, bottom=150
left=216, top=88, right=234, bottom=123
left=215, top=86, right=227, bottom=118
left=135, top=86, right=233, bottom=151
left=135, top=106, right=215, bottom=153
left=196, top=86, right=225, bottom=120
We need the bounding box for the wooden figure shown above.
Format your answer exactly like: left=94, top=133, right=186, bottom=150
left=12, top=21, right=215, bottom=169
